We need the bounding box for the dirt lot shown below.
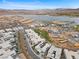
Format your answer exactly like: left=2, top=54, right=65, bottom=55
left=17, top=31, right=32, bottom=59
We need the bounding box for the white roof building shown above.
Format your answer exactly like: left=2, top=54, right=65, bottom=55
left=46, top=45, right=62, bottom=59
left=0, top=30, right=19, bottom=59
left=41, top=43, right=51, bottom=53
left=25, top=29, right=45, bottom=45
left=0, top=30, right=5, bottom=33
left=17, top=26, right=24, bottom=30
left=64, top=49, right=79, bottom=59
left=0, top=41, right=16, bottom=59
left=35, top=42, right=51, bottom=56
left=12, top=27, right=19, bottom=31
left=5, top=28, right=13, bottom=32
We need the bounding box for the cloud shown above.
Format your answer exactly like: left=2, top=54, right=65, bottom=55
left=0, top=1, right=55, bottom=9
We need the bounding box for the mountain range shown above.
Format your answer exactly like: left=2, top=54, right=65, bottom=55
left=0, top=8, right=79, bottom=16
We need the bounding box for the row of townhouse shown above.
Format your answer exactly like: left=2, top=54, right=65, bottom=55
left=25, top=29, right=45, bottom=46
left=0, top=30, right=18, bottom=59
left=0, top=26, right=24, bottom=33
left=0, top=26, right=24, bottom=59
left=25, top=29, right=62, bottom=59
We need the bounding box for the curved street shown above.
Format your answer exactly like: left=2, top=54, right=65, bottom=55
left=24, top=30, right=41, bottom=59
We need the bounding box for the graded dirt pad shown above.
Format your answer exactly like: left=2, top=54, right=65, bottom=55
left=0, top=16, right=33, bottom=29
left=51, top=37, right=79, bottom=51
left=19, top=53, right=26, bottom=59
left=17, top=31, right=32, bottom=59
left=0, top=16, right=20, bottom=29
left=40, top=26, right=79, bottom=51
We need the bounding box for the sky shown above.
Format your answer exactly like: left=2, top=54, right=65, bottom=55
left=0, top=0, right=79, bottom=9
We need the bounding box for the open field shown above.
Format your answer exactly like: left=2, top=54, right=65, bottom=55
left=34, top=29, right=52, bottom=43
left=74, top=25, right=79, bottom=31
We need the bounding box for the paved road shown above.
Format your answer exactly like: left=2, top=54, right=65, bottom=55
left=24, top=34, right=41, bottom=59
left=17, top=28, right=42, bottom=59
left=25, top=36, right=41, bottom=59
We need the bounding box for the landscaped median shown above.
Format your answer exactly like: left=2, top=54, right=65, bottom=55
left=73, top=25, right=79, bottom=31
left=34, top=29, right=52, bottom=43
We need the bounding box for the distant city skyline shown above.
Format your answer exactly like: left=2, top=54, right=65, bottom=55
left=0, top=0, right=79, bottom=9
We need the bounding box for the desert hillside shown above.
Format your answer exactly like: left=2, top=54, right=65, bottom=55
left=0, top=9, right=79, bottom=16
